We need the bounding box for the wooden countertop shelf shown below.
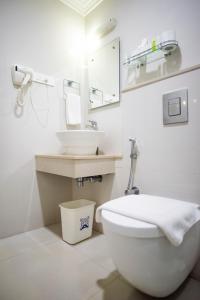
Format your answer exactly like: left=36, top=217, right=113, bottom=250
left=35, top=154, right=122, bottom=178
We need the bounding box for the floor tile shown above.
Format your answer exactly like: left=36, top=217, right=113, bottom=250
left=0, top=237, right=117, bottom=300
left=190, top=259, right=200, bottom=282
left=73, top=231, right=116, bottom=272
left=0, top=247, right=49, bottom=300
left=88, top=276, right=151, bottom=300
left=1, top=225, right=200, bottom=300
left=0, top=224, right=61, bottom=262
left=89, top=276, right=200, bottom=300
left=0, top=231, right=40, bottom=261
left=166, top=277, right=200, bottom=300
left=27, top=223, right=62, bottom=245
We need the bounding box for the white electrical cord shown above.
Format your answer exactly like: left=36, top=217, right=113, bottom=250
left=16, top=73, right=32, bottom=107
left=30, top=85, right=50, bottom=128
left=16, top=86, right=25, bottom=107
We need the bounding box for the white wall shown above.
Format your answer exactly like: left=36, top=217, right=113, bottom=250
left=0, top=0, right=84, bottom=238
left=80, top=0, right=200, bottom=222
left=1, top=0, right=200, bottom=239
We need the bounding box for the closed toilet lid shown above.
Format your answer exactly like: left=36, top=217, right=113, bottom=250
left=102, top=210, right=164, bottom=238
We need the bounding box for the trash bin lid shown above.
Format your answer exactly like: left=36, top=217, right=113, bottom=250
left=59, top=199, right=95, bottom=210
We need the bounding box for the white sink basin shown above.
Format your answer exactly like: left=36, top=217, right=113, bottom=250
left=56, top=130, right=105, bottom=155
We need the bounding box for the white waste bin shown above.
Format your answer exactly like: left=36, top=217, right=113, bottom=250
left=59, top=199, right=95, bottom=244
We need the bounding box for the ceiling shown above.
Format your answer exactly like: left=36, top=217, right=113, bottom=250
left=59, top=0, right=103, bottom=17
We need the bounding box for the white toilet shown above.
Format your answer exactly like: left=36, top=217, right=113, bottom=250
left=100, top=196, right=200, bottom=297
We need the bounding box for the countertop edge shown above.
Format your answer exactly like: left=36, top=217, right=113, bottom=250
left=35, top=154, right=123, bottom=160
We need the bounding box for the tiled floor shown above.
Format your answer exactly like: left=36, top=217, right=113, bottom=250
left=0, top=224, right=200, bottom=300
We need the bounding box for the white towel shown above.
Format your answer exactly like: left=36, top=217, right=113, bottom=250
left=65, top=93, right=81, bottom=125
left=96, top=194, right=200, bottom=246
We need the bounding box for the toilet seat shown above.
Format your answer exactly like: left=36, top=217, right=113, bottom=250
left=102, top=210, right=164, bottom=238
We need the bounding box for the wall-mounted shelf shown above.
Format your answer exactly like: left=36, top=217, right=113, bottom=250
left=35, top=154, right=122, bottom=178
left=123, top=40, right=178, bottom=68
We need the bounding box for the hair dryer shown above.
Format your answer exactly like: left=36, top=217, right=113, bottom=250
left=15, top=65, right=33, bottom=87
left=12, top=65, right=34, bottom=107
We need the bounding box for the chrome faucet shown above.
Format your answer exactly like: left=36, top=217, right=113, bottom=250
left=87, top=120, right=98, bottom=130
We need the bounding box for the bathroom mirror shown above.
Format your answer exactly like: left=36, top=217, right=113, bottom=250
left=88, top=38, right=120, bottom=109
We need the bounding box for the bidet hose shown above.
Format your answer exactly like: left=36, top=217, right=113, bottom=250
left=127, top=138, right=136, bottom=190
left=127, top=158, right=134, bottom=190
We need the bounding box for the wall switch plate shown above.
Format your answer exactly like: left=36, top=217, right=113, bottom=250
left=168, top=97, right=181, bottom=116
left=163, top=88, right=188, bottom=125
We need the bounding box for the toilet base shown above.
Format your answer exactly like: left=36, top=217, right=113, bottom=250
left=102, top=219, right=200, bottom=297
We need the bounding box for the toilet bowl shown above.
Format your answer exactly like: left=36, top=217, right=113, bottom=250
left=101, top=203, right=200, bottom=297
